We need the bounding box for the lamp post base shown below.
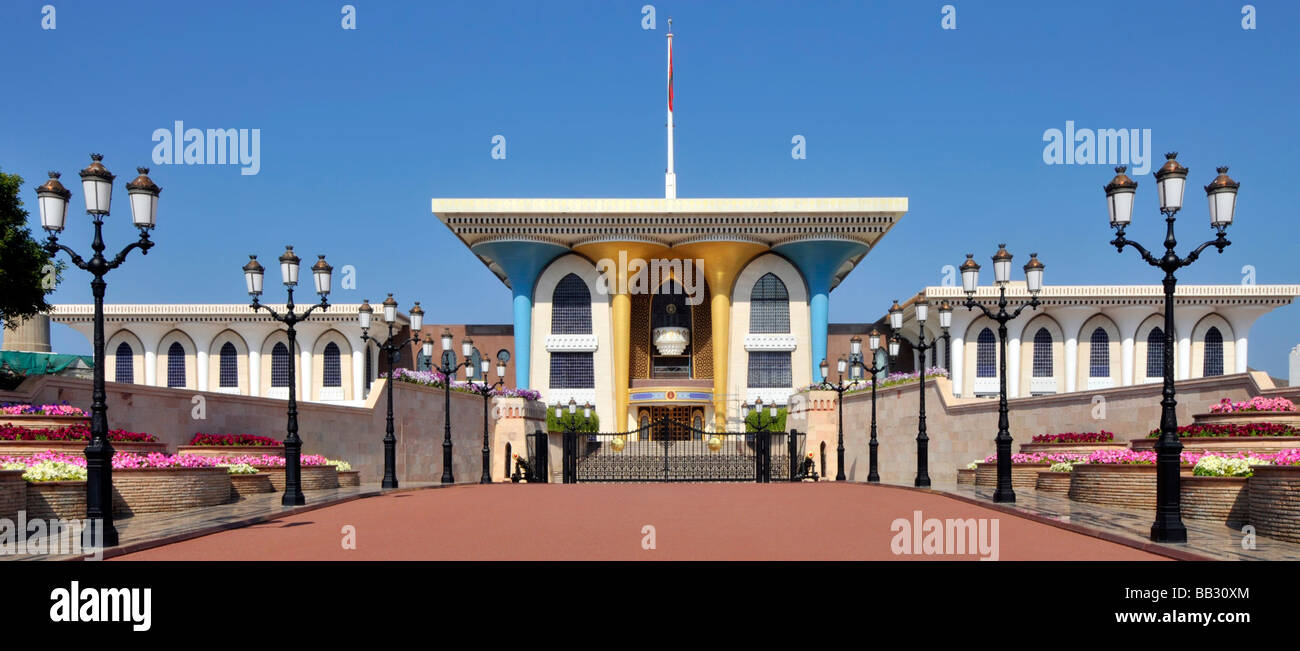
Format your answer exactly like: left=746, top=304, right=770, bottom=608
left=1150, top=520, right=1188, bottom=544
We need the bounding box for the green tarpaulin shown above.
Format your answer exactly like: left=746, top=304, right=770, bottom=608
left=0, top=351, right=94, bottom=375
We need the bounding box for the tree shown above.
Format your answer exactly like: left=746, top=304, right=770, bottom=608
left=0, top=168, right=61, bottom=328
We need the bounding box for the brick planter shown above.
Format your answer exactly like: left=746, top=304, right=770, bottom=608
left=1018, top=442, right=1128, bottom=455
left=1069, top=464, right=1157, bottom=510
left=0, top=414, right=88, bottom=430
left=1130, top=437, right=1300, bottom=455
left=1193, top=411, right=1300, bottom=428
left=25, top=481, right=86, bottom=520
left=974, top=462, right=1049, bottom=490
left=337, top=470, right=360, bottom=487
left=177, top=445, right=285, bottom=458
left=956, top=468, right=975, bottom=485
left=0, top=440, right=167, bottom=458
left=229, top=473, right=275, bottom=499
left=111, top=467, right=232, bottom=516
left=1035, top=470, right=1072, bottom=494
left=0, top=469, right=27, bottom=521
left=1181, top=475, right=1250, bottom=526
left=1248, top=465, right=1300, bottom=543
left=254, top=465, right=339, bottom=491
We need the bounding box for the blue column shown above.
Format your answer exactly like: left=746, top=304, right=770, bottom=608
left=470, top=240, right=568, bottom=389
left=772, top=240, right=869, bottom=383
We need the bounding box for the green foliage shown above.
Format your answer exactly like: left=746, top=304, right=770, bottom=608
left=745, top=406, right=788, bottom=432
left=0, top=169, right=61, bottom=327
left=547, top=409, right=599, bottom=433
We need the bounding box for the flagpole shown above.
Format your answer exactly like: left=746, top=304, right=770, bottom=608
left=665, top=18, right=676, bottom=199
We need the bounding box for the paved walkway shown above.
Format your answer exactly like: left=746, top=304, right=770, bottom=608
left=112, top=483, right=1165, bottom=561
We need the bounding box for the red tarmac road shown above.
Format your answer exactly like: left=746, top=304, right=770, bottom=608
left=114, top=483, right=1164, bottom=561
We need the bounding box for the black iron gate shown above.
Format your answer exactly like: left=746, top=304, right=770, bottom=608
left=559, top=417, right=806, bottom=483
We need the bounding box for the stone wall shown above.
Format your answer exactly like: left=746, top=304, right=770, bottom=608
left=794, top=371, right=1276, bottom=485
left=0, top=375, right=543, bottom=484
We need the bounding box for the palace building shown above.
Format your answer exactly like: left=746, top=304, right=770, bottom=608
left=432, top=198, right=909, bottom=432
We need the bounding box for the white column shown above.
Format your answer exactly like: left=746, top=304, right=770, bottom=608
left=1177, top=333, right=1192, bottom=380
left=1007, top=331, right=1022, bottom=398
left=1109, top=308, right=1146, bottom=387
left=248, top=349, right=261, bottom=397
left=352, top=344, right=366, bottom=401
left=1120, top=336, right=1135, bottom=386
left=143, top=350, right=157, bottom=386
left=196, top=346, right=210, bottom=392
left=1054, top=308, right=1091, bottom=395
left=949, top=333, right=964, bottom=396
left=1223, top=307, right=1260, bottom=375
left=300, top=347, right=313, bottom=402
left=1063, top=336, right=1077, bottom=394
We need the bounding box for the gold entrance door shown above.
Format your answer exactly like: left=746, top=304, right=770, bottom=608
left=642, top=406, right=705, bottom=440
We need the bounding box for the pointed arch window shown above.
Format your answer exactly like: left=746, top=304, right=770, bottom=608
left=1204, top=327, right=1224, bottom=377
left=271, top=342, right=291, bottom=388
left=1089, top=328, right=1110, bottom=378
left=976, top=328, right=996, bottom=378
left=114, top=341, right=134, bottom=384
left=1146, top=327, right=1166, bottom=378
left=166, top=341, right=187, bottom=388
left=219, top=341, right=239, bottom=388
left=323, top=342, right=342, bottom=387
left=1032, top=328, right=1053, bottom=378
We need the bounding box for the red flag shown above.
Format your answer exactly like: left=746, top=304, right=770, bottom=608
left=668, top=36, right=674, bottom=113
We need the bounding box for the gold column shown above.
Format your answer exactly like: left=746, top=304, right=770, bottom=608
left=673, top=241, right=767, bottom=430
left=573, top=241, right=669, bottom=432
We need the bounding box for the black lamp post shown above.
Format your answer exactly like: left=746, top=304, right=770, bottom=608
left=887, top=297, right=951, bottom=488
left=861, top=330, right=889, bottom=483
left=1105, top=155, right=1237, bottom=543
left=359, top=294, right=426, bottom=489
left=37, top=155, right=161, bottom=547
left=436, top=328, right=476, bottom=484
left=819, top=350, right=864, bottom=481
left=959, top=245, right=1045, bottom=504
left=243, top=246, right=333, bottom=506
left=466, top=349, right=511, bottom=483
left=554, top=398, right=590, bottom=484
left=741, top=397, right=781, bottom=432
left=939, top=301, right=954, bottom=374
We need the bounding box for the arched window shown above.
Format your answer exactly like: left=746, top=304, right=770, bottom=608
left=976, top=328, right=996, bottom=378
left=552, top=273, right=592, bottom=334
left=416, top=351, right=432, bottom=372
left=219, top=342, right=238, bottom=388
left=114, top=342, right=134, bottom=383
left=1032, top=328, right=1053, bottom=378
left=323, top=342, right=342, bottom=387
left=1146, top=327, right=1165, bottom=378
left=749, top=273, right=790, bottom=333
left=271, top=342, right=291, bottom=388
left=1204, top=327, right=1224, bottom=377
left=470, top=348, right=483, bottom=381
left=166, top=341, right=186, bottom=388
left=1089, top=328, right=1110, bottom=378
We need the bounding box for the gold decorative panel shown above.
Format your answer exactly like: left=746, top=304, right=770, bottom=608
left=630, top=292, right=651, bottom=379
left=692, top=281, right=713, bottom=379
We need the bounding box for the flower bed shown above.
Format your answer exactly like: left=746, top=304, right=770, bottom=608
left=189, top=433, right=282, bottom=446
left=1, top=402, right=87, bottom=416
left=1035, top=471, right=1072, bottom=494
left=327, top=460, right=359, bottom=487
left=1248, top=465, right=1300, bottom=543
left=1068, top=463, right=1159, bottom=510
left=1031, top=431, right=1114, bottom=444
left=956, top=468, right=975, bottom=485
left=974, top=461, right=1051, bottom=490
left=0, top=403, right=89, bottom=430
left=1193, top=411, right=1300, bottom=428
left=1181, top=476, right=1250, bottom=526
left=388, top=368, right=542, bottom=400
left=111, top=467, right=232, bottom=515
left=254, top=465, right=339, bottom=491
left=0, top=423, right=161, bottom=456
left=5, top=451, right=235, bottom=516
left=25, top=481, right=86, bottom=520
left=1132, top=425, right=1300, bottom=455
left=838, top=368, right=950, bottom=396
left=179, top=433, right=285, bottom=457
left=1020, top=431, right=1127, bottom=454
left=1208, top=396, right=1295, bottom=414
left=0, top=469, right=26, bottom=521
left=1144, top=422, right=1300, bottom=438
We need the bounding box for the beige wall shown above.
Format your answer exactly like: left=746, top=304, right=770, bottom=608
left=1, top=374, right=540, bottom=484
left=802, top=371, right=1279, bottom=486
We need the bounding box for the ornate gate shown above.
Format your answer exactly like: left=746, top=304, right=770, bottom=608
left=561, top=418, right=803, bottom=483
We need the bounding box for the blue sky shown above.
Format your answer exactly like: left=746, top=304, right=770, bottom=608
left=1, top=1, right=1297, bottom=378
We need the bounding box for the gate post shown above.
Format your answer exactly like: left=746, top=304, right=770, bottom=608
left=562, top=429, right=576, bottom=484
left=789, top=429, right=799, bottom=482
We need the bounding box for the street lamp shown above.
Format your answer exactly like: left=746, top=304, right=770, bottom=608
left=37, top=155, right=160, bottom=547
left=1105, top=155, right=1236, bottom=543
left=359, top=295, right=425, bottom=489
left=819, top=348, right=863, bottom=481
left=244, top=245, right=332, bottom=505
left=959, top=245, right=1044, bottom=503
left=436, top=328, right=476, bottom=484
left=465, top=349, right=511, bottom=483
left=741, top=397, right=781, bottom=432
left=887, top=297, right=951, bottom=487
left=555, top=397, right=590, bottom=484
left=860, top=329, right=890, bottom=482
